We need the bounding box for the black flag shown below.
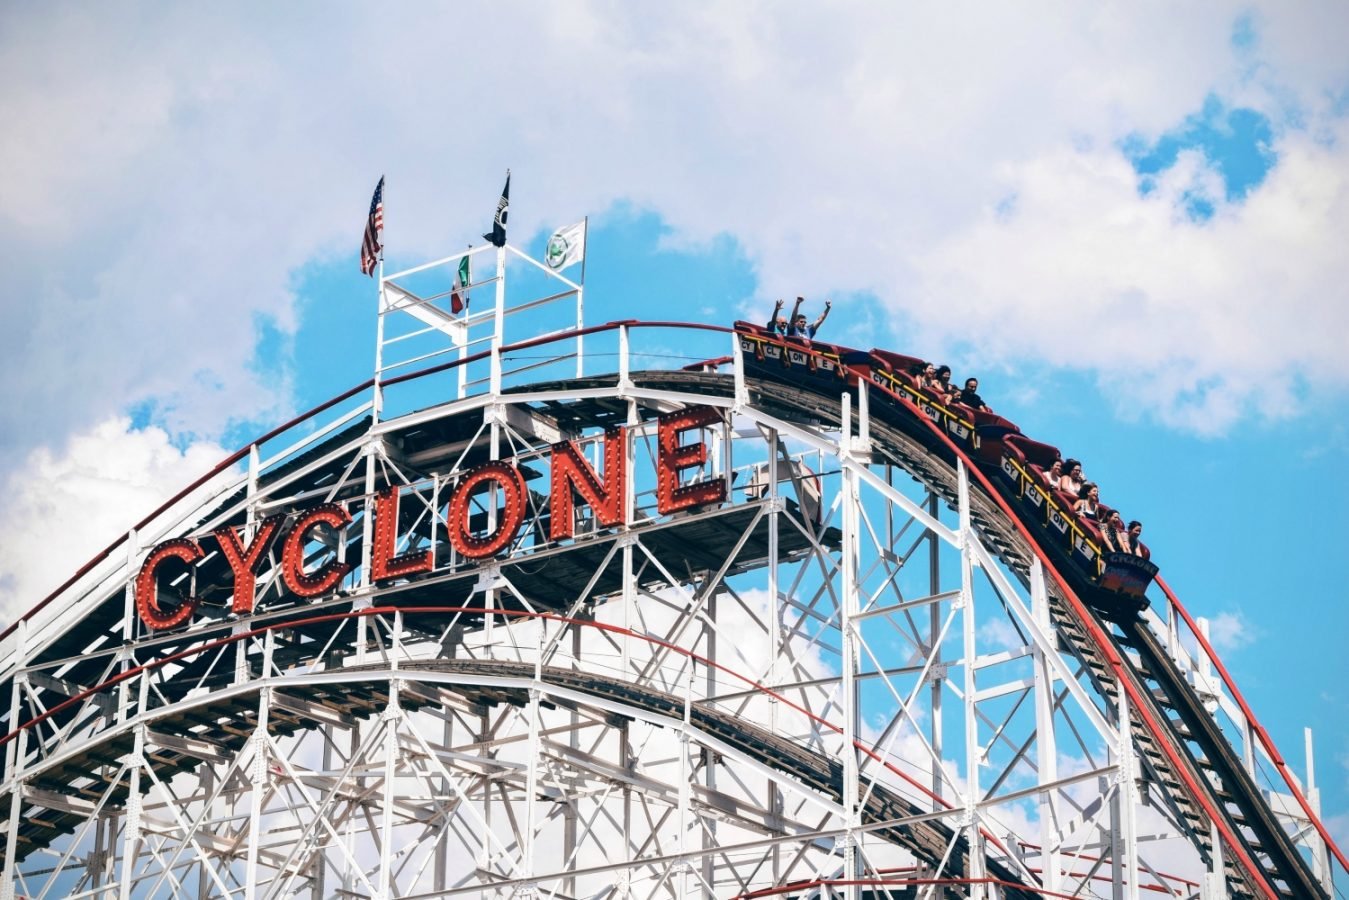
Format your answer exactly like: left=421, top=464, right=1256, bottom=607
left=484, top=170, right=510, bottom=247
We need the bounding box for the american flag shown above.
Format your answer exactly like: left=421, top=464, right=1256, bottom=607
left=360, top=176, right=384, bottom=276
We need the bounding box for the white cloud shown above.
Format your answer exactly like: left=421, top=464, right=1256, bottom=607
left=912, top=124, right=1349, bottom=434
left=1206, top=609, right=1257, bottom=653
left=0, top=417, right=230, bottom=623
left=0, top=3, right=1345, bottom=463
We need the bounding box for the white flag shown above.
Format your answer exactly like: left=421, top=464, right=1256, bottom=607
left=545, top=220, right=586, bottom=271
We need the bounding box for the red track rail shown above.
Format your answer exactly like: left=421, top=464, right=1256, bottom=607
left=3, top=320, right=1341, bottom=892
left=1155, top=575, right=1349, bottom=877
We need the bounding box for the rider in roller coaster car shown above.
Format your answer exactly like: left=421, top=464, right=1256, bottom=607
left=1074, top=482, right=1101, bottom=522
left=1059, top=459, right=1085, bottom=497
left=1100, top=510, right=1133, bottom=554
left=932, top=365, right=958, bottom=404
left=788, top=296, right=831, bottom=342
left=1128, top=520, right=1150, bottom=559
left=959, top=377, right=990, bottom=412
left=1042, top=458, right=1063, bottom=491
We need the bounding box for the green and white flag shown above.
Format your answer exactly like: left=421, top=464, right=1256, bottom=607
left=451, top=254, right=470, bottom=313
left=545, top=220, right=586, bottom=271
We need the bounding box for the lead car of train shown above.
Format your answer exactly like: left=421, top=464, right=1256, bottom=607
left=734, top=321, right=1159, bottom=621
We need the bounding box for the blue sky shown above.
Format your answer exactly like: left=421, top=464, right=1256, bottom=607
left=1, top=0, right=1347, bottom=871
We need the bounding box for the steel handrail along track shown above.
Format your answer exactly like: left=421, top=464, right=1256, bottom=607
left=1118, top=618, right=1321, bottom=899
left=0, top=356, right=1330, bottom=897
left=8, top=317, right=1338, bottom=887
left=6, top=316, right=1341, bottom=889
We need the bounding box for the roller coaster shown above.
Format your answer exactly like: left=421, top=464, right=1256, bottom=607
left=0, top=243, right=1343, bottom=899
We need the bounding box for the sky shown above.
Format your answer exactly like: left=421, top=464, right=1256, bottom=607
left=1, top=0, right=1347, bottom=873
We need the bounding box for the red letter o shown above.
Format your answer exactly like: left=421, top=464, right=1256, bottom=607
left=447, top=461, right=526, bottom=559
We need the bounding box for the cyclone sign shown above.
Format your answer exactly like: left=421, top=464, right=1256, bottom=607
left=133, top=405, right=725, bottom=632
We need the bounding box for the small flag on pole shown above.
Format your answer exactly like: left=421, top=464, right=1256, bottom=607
left=483, top=170, right=510, bottom=247
left=360, top=176, right=384, bottom=277
left=451, top=253, right=471, bottom=314
left=544, top=220, right=586, bottom=271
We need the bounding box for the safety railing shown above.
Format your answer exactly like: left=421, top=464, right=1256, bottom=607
left=2, top=318, right=1341, bottom=893
left=1149, top=576, right=1347, bottom=884
left=0, top=322, right=736, bottom=671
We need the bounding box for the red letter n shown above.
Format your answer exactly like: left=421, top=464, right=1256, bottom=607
left=550, top=427, right=627, bottom=541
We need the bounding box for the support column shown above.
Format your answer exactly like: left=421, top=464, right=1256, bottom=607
left=677, top=649, right=695, bottom=900
left=478, top=705, right=492, bottom=880
left=957, top=461, right=987, bottom=900
left=484, top=411, right=502, bottom=648
left=1111, top=687, right=1140, bottom=899
left=0, top=622, right=28, bottom=900
left=359, top=440, right=379, bottom=595
left=839, top=396, right=862, bottom=900
left=1031, top=560, right=1063, bottom=895
left=927, top=490, right=944, bottom=805
left=521, top=679, right=541, bottom=896
left=378, top=630, right=403, bottom=900
left=490, top=244, right=506, bottom=396
left=372, top=274, right=387, bottom=423
left=315, top=724, right=334, bottom=900
left=562, top=626, right=582, bottom=900
left=244, top=631, right=275, bottom=900
left=702, top=591, right=718, bottom=892
left=1204, top=818, right=1226, bottom=899
left=119, top=673, right=152, bottom=900
left=767, top=428, right=783, bottom=887
left=1307, top=728, right=1332, bottom=891
left=621, top=399, right=638, bottom=676
left=199, top=762, right=215, bottom=899
left=620, top=721, right=633, bottom=898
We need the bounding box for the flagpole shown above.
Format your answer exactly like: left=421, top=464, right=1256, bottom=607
left=363, top=178, right=386, bottom=609
left=487, top=169, right=509, bottom=397
left=372, top=188, right=386, bottom=426
left=458, top=245, right=470, bottom=401
left=576, top=216, right=588, bottom=377
left=579, top=216, right=589, bottom=287
left=374, top=256, right=385, bottom=423
left=491, top=242, right=506, bottom=396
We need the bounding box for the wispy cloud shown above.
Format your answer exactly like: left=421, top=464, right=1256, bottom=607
left=1207, top=609, right=1258, bottom=653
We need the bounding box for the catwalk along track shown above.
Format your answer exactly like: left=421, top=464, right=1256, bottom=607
left=0, top=319, right=1342, bottom=900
